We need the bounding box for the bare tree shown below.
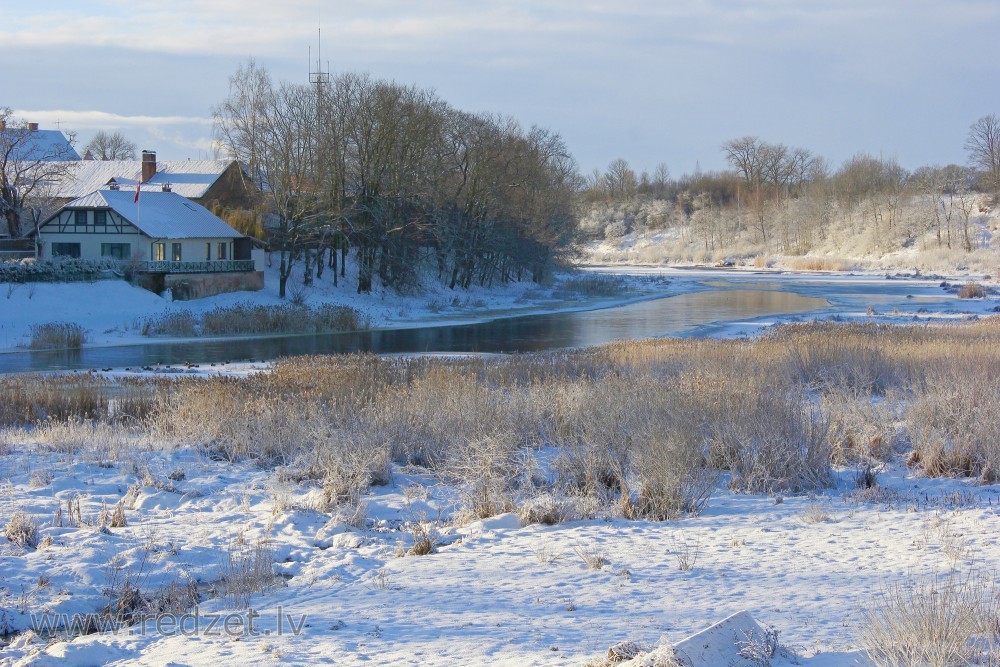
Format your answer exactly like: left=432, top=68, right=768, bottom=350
left=213, top=59, right=274, bottom=193
left=1, top=107, right=78, bottom=237
left=603, top=158, right=637, bottom=200
left=83, top=130, right=137, bottom=160
left=722, top=136, right=768, bottom=241
left=652, top=162, right=671, bottom=198
left=964, top=114, right=1000, bottom=197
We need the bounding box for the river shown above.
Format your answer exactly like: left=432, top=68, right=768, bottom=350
left=0, top=269, right=954, bottom=373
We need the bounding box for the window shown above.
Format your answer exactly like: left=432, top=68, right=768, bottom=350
left=206, top=242, right=212, bottom=261
left=52, top=242, right=81, bottom=258
left=101, top=243, right=130, bottom=259
left=153, top=242, right=166, bottom=261
left=217, top=242, right=227, bottom=260
left=171, top=243, right=182, bottom=262
left=94, top=210, right=107, bottom=226
left=74, top=210, right=87, bottom=226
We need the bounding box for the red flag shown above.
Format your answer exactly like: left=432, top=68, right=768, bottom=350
left=134, top=183, right=140, bottom=203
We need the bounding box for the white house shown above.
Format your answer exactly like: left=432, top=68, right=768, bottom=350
left=35, top=187, right=264, bottom=299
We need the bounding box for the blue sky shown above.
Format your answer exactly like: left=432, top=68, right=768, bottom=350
left=3, top=0, right=999, bottom=177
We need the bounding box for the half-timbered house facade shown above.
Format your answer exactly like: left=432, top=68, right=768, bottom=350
left=35, top=187, right=264, bottom=298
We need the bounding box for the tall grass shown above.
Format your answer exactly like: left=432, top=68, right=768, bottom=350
left=860, top=569, right=1000, bottom=667
left=200, top=302, right=368, bottom=335
left=29, top=322, right=85, bottom=350
left=906, top=357, right=1000, bottom=481
left=557, top=274, right=628, bottom=298
left=0, top=375, right=160, bottom=427
left=140, top=303, right=369, bottom=337
left=6, top=318, right=1000, bottom=520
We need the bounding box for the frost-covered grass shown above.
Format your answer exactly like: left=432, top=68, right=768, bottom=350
left=28, top=322, right=85, bottom=350
left=4, top=319, right=1000, bottom=664
left=142, top=302, right=369, bottom=337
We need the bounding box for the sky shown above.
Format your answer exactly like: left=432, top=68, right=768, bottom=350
left=2, top=0, right=999, bottom=178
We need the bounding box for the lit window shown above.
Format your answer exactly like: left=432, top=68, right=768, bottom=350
left=172, top=243, right=182, bottom=261
left=153, top=243, right=166, bottom=261
left=217, top=242, right=227, bottom=260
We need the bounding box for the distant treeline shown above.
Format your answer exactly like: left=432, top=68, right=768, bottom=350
left=581, top=122, right=1000, bottom=261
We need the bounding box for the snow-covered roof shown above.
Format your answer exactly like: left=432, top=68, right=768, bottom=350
left=52, top=160, right=238, bottom=199
left=59, top=189, right=242, bottom=239
left=2, top=128, right=80, bottom=161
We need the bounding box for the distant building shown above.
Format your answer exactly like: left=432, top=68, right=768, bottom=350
left=34, top=188, right=264, bottom=299
left=0, top=120, right=80, bottom=161
left=50, top=151, right=255, bottom=211
left=0, top=121, right=80, bottom=237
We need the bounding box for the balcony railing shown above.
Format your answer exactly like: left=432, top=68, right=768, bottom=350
left=138, top=260, right=255, bottom=274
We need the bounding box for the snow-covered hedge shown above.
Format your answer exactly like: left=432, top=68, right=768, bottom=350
left=0, top=257, right=125, bottom=283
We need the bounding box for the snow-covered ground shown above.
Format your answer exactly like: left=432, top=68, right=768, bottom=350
left=2, top=437, right=1000, bottom=666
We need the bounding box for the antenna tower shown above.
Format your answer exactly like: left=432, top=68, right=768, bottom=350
left=309, top=27, right=330, bottom=90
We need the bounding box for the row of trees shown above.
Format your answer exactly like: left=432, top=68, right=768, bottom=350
left=213, top=62, right=580, bottom=296
left=583, top=114, right=1000, bottom=257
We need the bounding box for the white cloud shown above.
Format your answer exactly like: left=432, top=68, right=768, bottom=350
left=12, top=110, right=212, bottom=131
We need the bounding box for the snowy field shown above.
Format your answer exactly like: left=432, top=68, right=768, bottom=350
left=2, top=437, right=1000, bottom=666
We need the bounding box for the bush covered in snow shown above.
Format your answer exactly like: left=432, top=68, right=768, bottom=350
left=0, top=257, right=125, bottom=283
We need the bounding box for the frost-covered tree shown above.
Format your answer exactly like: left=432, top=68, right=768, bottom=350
left=1, top=107, right=78, bottom=237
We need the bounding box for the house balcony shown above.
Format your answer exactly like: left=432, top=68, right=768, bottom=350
left=138, top=259, right=256, bottom=274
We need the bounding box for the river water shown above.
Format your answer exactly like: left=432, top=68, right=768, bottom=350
left=0, top=270, right=952, bottom=373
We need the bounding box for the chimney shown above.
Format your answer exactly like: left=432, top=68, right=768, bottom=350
left=141, top=150, right=157, bottom=183
left=26, top=122, right=39, bottom=131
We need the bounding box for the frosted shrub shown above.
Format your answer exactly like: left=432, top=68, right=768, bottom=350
left=444, top=430, right=523, bottom=520
left=710, top=385, right=832, bottom=494
left=4, top=512, right=39, bottom=548
left=222, top=535, right=278, bottom=608
left=549, top=373, right=719, bottom=519
left=631, top=380, right=717, bottom=519
left=301, top=431, right=391, bottom=507
left=604, top=220, right=628, bottom=239
left=519, top=493, right=588, bottom=526
left=366, top=366, right=540, bottom=469
left=860, top=569, right=1000, bottom=667
left=906, top=361, right=1000, bottom=481
left=822, top=385, right=902, bottom=464
left=549, top=376, right=643, bottom=498
left=957, top=281, right=987, bottom=299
